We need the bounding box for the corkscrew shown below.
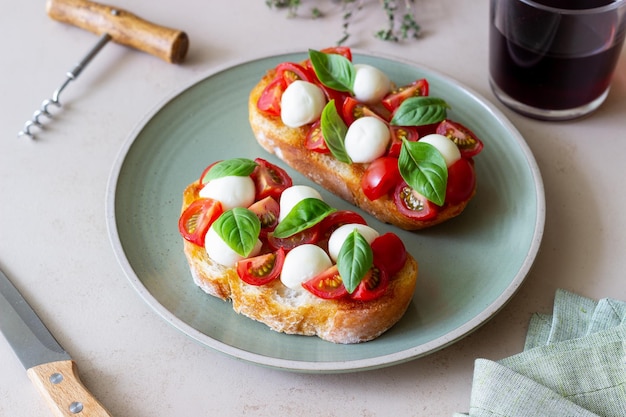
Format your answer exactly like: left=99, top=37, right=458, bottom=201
left=18, top=0, right=189, bottom=139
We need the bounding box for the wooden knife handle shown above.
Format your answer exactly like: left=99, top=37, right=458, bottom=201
left=27, top=360, right=113, bottom=417
left=46, top=0, right=189, bottom=63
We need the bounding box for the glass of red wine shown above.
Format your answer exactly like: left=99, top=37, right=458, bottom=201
left=489, top=0, right=626, bottom=120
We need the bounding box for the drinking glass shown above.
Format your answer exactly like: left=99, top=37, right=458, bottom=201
left=489, top=0, right=626, bottom=120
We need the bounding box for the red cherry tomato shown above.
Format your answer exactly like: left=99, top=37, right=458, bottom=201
left=247, top=196, right=280, bottom=237
left=256, top=77, right=287, bottom=116
left=250, top=158, right=293, bottom=201
left=445, top=158, right=476, bottom=205
left=198, top=161, right=221, bottom=185
left=371, top=233, right=407, bottom=277
left=318, top=210, right=367, bottom=239
left=341, top=97, right=388, bottom=125
left=382, top=78, right=429, bottom=112
left=178, top=199, right=224, bottom=246
left=387, top=126, right=420, bottom=158
left=276, top=62, right=315, bottom=85
left=267, top=224, right=321, bottom=252
left=305, top=120, right=330, bottom=153
left=236, top=248, right=285, bottom=286
left=436, top=119, right=484, bottom=158
left=302, top=265, right=348, bottom=299
left=393, top=181, right=439, bottom=220
left=350, top=266, right=389, bottom=301
left=361, top=156, right=402, bottom=201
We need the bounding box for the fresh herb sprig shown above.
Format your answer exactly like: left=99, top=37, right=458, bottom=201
left=265, top=0, right=421, bottom=45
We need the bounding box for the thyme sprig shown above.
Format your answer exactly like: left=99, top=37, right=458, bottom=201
left=265, top=0, right=421, bottom=45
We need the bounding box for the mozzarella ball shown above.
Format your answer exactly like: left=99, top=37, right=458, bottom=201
left=419, top=134, right=461, bottom=167
left=204, top=225, right=262, bottom=268
left=280, top=80, right=327, bottom=128
left=199, top=175, right=256, bottom=210
left=280, top=244, right=332, bottom=290
left=353, top=64, right=392, bottom=104
left=278, top=185, right=323, bottom=222
left=328, top=223, right=379, bottom=262
left=344, top=116, right=391, bottom=163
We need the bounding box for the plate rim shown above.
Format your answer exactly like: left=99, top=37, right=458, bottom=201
left=105, top=49, right=546, bottom=373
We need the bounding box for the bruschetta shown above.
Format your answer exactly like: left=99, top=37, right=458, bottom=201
left=178, top=157, right=418, bottom=344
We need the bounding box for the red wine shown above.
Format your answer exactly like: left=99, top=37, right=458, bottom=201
left=489, top=0, right=624, bottom=111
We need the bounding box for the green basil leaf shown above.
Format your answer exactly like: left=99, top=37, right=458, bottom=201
left=308, top=49, right=355, bottom=93
left=212, top=208, right=261, bottom=257
left=202, top=158, right=258, bottom=184
left=320, top=100, right=351, bottom=164
left=398, top=140, right=448, bottom=206
left=273, top=198, right=336, bottom=238
left=337, top=230, right=373, bottom=294
left=390, top=96, right=449, bottom=126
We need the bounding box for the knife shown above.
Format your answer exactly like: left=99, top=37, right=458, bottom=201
left=0, top=268, right=112, bottom=417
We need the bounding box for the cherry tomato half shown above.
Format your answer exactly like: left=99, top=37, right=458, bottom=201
left=318, top=210, right=367, bottom=239
left=387, top=126, right=420, bottom=158
left=305, top=120, right=330, bottom=153
left=276, top=62, right=315, bottom=85
left=236, top=248, right=285, bottom=286
left=302, top=265, right=348, bottom=299
left=382, top=78, right=429, bottom=112
left=371, top=233, right=407, bottom=277
left=361, top=156, right=402, bottom=201
left=267, top=223, right=321, bottom=252
left=350, top=266, right=389, bottom=301
left=393, top=181, right=439, bottom=221
left=436, top=119, right=484, bottom=159
left=250, top=158, right=293, bottom=201
left=178, top=198, right=224, bottom=246
left=256, top=76, right=287, bottom=117
left=341, top=97, right=388, bottom=125
left=247, top=196, right=280, bottom=237
left=445, top=158, right=476, bottom=205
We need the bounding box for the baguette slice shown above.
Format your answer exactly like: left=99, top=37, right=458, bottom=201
left=181, top=181, right=418, bottom=344
left=248, top=69, right=476, bottom=230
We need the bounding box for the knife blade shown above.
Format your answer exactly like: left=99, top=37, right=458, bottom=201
left=0, top=268, right=112, bottom=417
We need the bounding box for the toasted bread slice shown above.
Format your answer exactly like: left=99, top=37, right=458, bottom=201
left=181, top=181, right=418, bottom=344
left=248, top=69, right=476, bottom=230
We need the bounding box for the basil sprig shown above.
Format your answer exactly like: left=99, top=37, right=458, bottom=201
left=390, top=96, right=449, bottom=126
left=337, top=230, right=373, bottom=294
left=398, top=139, right=448, bottom=206
left=273, top=198, right=336, bottom=238
left=202, top=158, right=258, bottom=184
left=308, top=49, right=355, bottom=93
left=212, top=208, right=261, bottom=257
left=320, top=100, right=351, bottom=163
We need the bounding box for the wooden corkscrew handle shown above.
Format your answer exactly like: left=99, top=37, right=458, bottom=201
left=46, top=0, right=189, bottom=63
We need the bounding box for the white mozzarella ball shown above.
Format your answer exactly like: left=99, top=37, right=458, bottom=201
left=278, top=185, right=323, bottom=222
left=328, top=223, right=379, bottom=262
left=199, top=175, right=256, bottom=210
left=344, top=116, right=390, bottom=163
left=280, top=80, right=327, bottom=128
left=419, top=134, right=461, bottom=167
left=353, top=64, right=392, bottom=104
left=204, top=226, right=262, bottom=268
left=280, top=244, right=332, bottom=290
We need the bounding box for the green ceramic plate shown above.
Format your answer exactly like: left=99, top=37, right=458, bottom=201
left=106, top=51, right=544, bottom=373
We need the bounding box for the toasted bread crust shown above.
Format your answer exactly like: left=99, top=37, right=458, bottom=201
left=248, top=69, right=476, bottom=230
left=181, top=182, right=418, bottom=344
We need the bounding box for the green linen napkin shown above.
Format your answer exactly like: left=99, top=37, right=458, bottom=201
left=454, top=289, right=626, bottom=417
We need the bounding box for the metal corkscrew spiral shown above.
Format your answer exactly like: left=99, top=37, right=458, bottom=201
left=17, top=0, right=189, bottom=140
left=18, top=33, right=112, bottom=139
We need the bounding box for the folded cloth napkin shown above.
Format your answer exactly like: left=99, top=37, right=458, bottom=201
left=454, top=289, right=626, bottom=417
